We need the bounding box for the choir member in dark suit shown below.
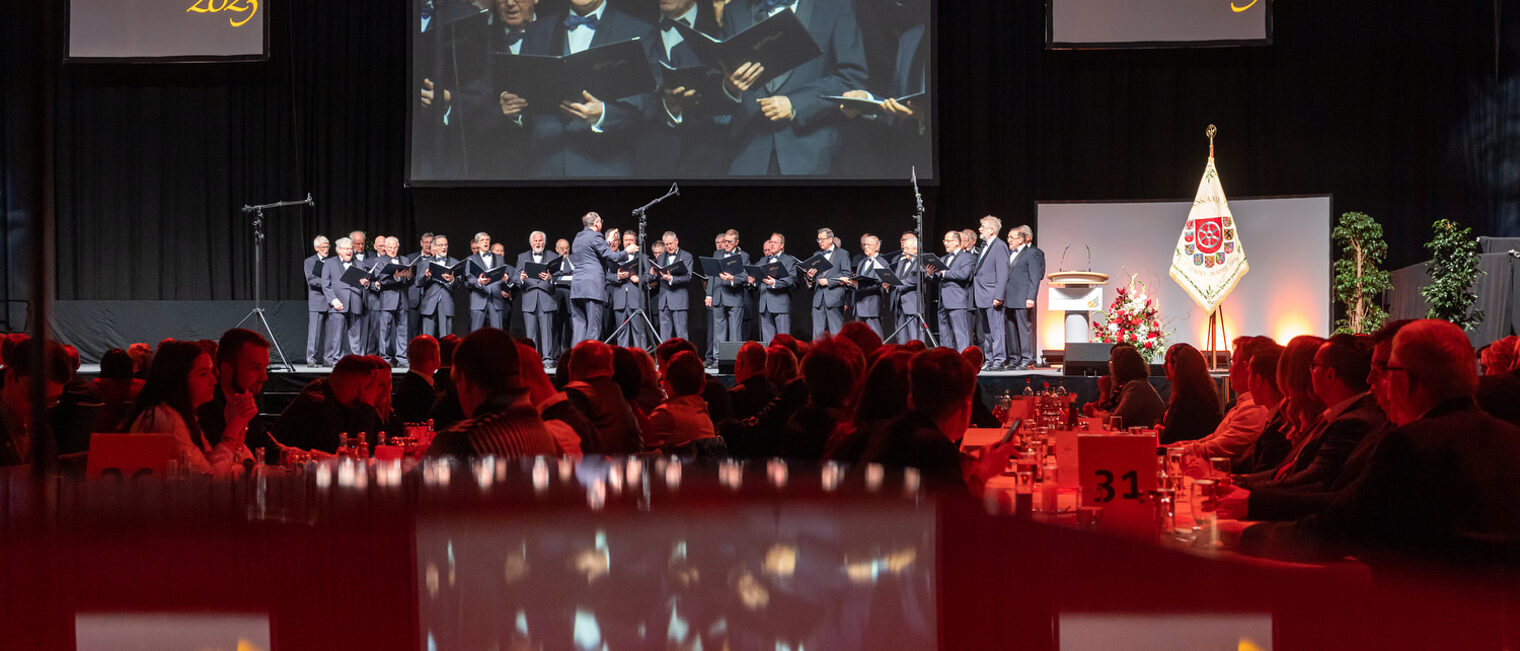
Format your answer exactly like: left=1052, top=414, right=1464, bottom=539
left=321, top=238, right=369, bottom=364
left=369, top=237, right=412, bottom=366
left=969, top=217, right=1009, bottom=369
left=452, top=0, right=550, bottom=178
left=850, top=234, right=891, bottom=339
left=399, top=233, right=433, bottom=362
left=466, top=232, right=512, bottom=331
left=516, top=231, right=561, bottom=363
left=1004, top=225, right=1044, bottom=369
left=608, top=230, right=652, bottom=349
left=805, top=227, right=853, bottom=338
left=891, top=232, right=924, bottom=345
left=653, top=231, right=696, bottom=341
left=754, top=232, right=798, bottom=344
left=717, top=0, right=868, bottom=175
left=711, top=230, right=750, bottom=351
left=419, top=235, right=460, bottom=338
left=635, top=0, right=730, bottom=178
left=304, top=236, right=331, bottom=366
left=926, top=231, right=972, bottom=351
left=515, top=0, right=654, bottom=177
left=569, top=212, right=635, bottom=345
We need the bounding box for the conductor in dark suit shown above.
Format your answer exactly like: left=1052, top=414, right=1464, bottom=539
left=420, top=235, right=460, bottom=338
left=754, top=232, right=798, bottom=344
left=516, top=231, right=560, bottom=363
left=805, top=227, right=853, bottom=339
left=1004, top=225, right=1044, bottom=369
left=970, top=216, right=1010, bottom=369
left=891, top=232, right=924, bottom=344
left=717, top=0, right=869, bottom=175
left=926, top=231, right=973, bottom=351
left=515, top=0, right=653, bottom=178
left=569, top=211, right=635, bottom=345
left=321, top=237, right=369, bottom=364
left=1233, top=320, right=1520, bottom=568
left=466, top=232, right=511, bottom=331
left=304, top=236, right=331, bottom=366
left=653, top=231, right=696, bottom=342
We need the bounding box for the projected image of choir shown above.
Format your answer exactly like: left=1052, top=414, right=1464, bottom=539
left=411, top=0, right=932, bottom=180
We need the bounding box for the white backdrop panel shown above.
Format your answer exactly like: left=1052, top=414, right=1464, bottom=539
left=1036, top=196, right=1331, bottom=353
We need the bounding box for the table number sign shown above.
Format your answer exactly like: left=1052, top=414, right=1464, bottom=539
left=1078, top=432, right=1159, bottom=539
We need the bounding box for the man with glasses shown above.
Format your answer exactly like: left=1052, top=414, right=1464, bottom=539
left=804, top=228, right=852, bottom=339
left=926, top=231, right=973, bottom=350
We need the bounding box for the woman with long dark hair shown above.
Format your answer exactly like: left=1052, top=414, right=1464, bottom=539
left=1106, top=345, right=1165, bottom=429
left=1159, top=343, right=1223, bottom=444
left=127, top=341, right=255, bottom=476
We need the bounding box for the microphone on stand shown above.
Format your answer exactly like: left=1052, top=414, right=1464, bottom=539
left=1058, top=244, right=1071, bottom=271
left=305, top=193, right=315, bottom=208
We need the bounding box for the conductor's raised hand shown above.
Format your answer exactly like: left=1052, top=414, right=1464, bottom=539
left=499, top=91, right=528, bottom=116
left=561, top=91, right=605, bottom=125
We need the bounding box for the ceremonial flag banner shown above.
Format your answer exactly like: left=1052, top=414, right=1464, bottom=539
left=1169, top=157, right=1248, bottom=314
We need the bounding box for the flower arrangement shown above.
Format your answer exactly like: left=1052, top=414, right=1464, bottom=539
left=1093, top=275, right=1170, bottom=361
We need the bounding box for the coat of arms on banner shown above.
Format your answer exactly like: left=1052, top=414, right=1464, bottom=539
left=1169, top=157, right=1249, bottom=314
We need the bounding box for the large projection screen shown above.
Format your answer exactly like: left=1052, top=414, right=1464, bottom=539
left=408, top=0, right=935, bottom=184
left=68, top=0, right=267, bottom=61
left=1048, top=0, right=1271, bottom=49
left=1036, top=196, right=1331, bottom=355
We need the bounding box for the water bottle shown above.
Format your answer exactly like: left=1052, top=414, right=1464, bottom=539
left=338, top=432, right=351, bottom=459
left=357, top=433, right=370, bottom=460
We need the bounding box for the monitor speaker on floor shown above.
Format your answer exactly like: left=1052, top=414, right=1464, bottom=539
left=1062, top=343, right=1112, bottom=376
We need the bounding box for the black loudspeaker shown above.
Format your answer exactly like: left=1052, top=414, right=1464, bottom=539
left=717, top=341, right=746, bottom=374
left=1063, top=342, right=1113, bottom=376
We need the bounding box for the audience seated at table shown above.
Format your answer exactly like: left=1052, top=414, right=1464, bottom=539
left=646, top=350, right=722, bottom=455
left=1181, top=336, right=1275, bottom=462
left=1158, top=343, right=1223, bottom=444
left=1229, top=319, right=1520, bottom=569
left=564, top=340, right=643, bottom=455
left=515, top=340, right=592, bottom=458
left=727, top=342, right=774, bottom=421
left=1475, top=335, right=1520, bottom=427
left=780, top=335, right=865, bottom=459
left=127, top=340, right=254, bottom=477
left=1099, top=345, right=1164, bottom=429
left=1229, top=343, right=1292, bottom=473
left=270, top=355, right=381, bottom=454
left=194, top=328, right=275, bottom=462
left=394, top=335, right=440, bottom=425
left=0, top=338, right=73, bottom=466
left=960, top=346, right=1005, bottom=429
left=92, top=348, right=144, bottom=434
left=825, top=349, right=912, bottom=463
left=425, top=328, right=558, bottom=459
left=430, top=334, right=465, bottom=429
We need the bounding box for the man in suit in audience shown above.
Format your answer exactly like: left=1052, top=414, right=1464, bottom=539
left=321, top=237, right=369, bottom=363
left=805, top=227, right=852, bottom=338
left=927, top=231, right=973, bottom=350
left=517, top=231, right=560, bottom=364
left=970, top=216, right=1010, bottom=370
left=569, top=212, right=635, bottom=345
left=514, top=0, right=653, bottom=177
left=1232, top=319, right=1520, bottom=567
left=399, top=233, right=434, bottom=362
left=892, top=232, right=925, bottom=344
left=716, top=0, right=868, bottom=175
left=710, top=229, right=750, bottom=365
left=654, top=230, right=696, bottom=342
left=851, top=233, right=891, bottom=339
left=419, top=235, right=460, bottom=338
left=196, top=328, right=272, bottom=459
left=370, top=237, right=411, bottom=366
left=607, top=230, right=651, bottom=349
left=754, top=232, right=798, bottom=344
left=1004, top=225, right=1044, bottom=369
left=304, top=236, right=331, bottom=366
left=466, top=231, right=511, bottom=331
left=395, top=334, right=442, bottom=424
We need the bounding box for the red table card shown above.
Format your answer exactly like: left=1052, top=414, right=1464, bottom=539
left=1078, top=432, right=1159, bottom=539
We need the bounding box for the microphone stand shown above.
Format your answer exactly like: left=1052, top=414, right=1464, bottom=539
left=607, top=183, right=678, bottom=346
left=886, top=167, right=937, bottom=347
left=235, top=193, right=313, bottom=372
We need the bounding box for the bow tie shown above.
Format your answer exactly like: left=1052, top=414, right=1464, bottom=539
left=420, top=0, right=434, bottom=22
left=564, top=13, right=599, bottom=30
left=758, top=0, right=791, bottom=15
left=502, top=28, right=524, bottom=47
left=659, top=16, right=691, bottom=31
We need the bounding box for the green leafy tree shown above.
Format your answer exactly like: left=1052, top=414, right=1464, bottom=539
left=1420, top=219, right=1485, bottom=330
left=1332, top=212, right=1392, bottom=334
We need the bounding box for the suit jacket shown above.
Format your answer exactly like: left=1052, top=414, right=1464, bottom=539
left=720, top=0, right=868, bottom=175
left=516, top=250, right=560, bottom=312
left=1241, top=394, right=1386, bottom=493
left=728, top=374, right=776, bottom=421
left=419, top=255, right=460, bottom=316
left=971, top=238, right=1010, bottom=308
left=652, top=249, right=696, bottom=311
left=271, top=379, right=380, bottom=453
left=1246, top=419, right=1396, bottom=522
left=753, top=252, right=797, bottom=314
left=1476, top=371, right=1520, bottom=427
left=1005, top=245, right=1046, bottom=306
left=321, top=256, right=367, bottom=316
left=565, top=377, right=643, bottom=454
left=810, top=247, right=853, bottom=308
left=607, top=252, right=648, bottom=310
left=713, top=249, right=751, bottom=307
left=305, top=254, right=330, bottom=311
left=521, top=8, right=654, bottom=178
left=935, top=250, right=974, bottom=310
left=570, top=229, right=630, bottom=301
left=893, top=254, right=922, bottom=315
left=403, top=251, right=426, bottom=308
left=370, top=255, right=409, bottom=311
left=466, top=251, right=511, bottom=310
left=394, top=370, right=440, bottom=425
left=1112, top=379, right=1165, bottom=428
left=453, top=17, right=556, bottom=179
left=1239, top=399, right=1520, bottom=567
left=851, top=255, right=890, bottom=317
left=360, top=256, right=385, bottom=311
left=634, top=9, right=730, bottom=178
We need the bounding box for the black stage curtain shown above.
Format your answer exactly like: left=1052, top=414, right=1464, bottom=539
left=1, top=0, right=1516, bottom=308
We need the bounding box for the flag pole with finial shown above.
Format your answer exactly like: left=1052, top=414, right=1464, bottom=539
left=1204, top=124, right=1227, bottom=369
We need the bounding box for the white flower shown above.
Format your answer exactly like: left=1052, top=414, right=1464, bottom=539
left=1107, top=323, right=1118, bottom=332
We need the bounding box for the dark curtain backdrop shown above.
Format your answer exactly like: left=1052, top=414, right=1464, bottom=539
left=2, top=0, right=1517, bottom=306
